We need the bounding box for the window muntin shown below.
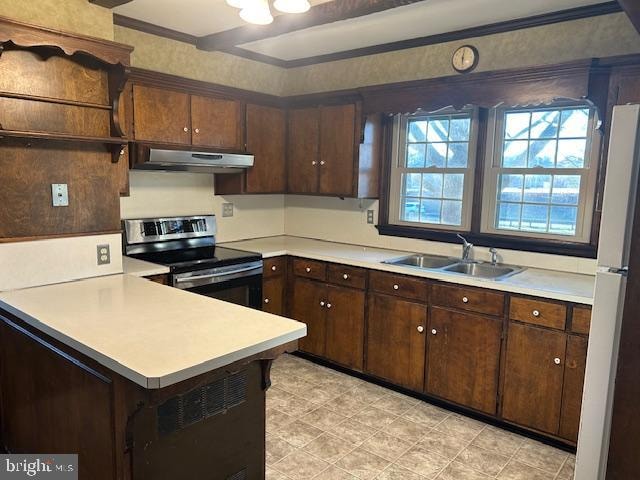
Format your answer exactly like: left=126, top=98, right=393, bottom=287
left=482, top=105, right=599, bottom=242
left=390, top=111, right=477, bottom=230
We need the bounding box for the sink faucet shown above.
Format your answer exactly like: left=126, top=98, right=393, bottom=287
left=489, top=247, right=498, bottom=266
left=457, top=234, right=473, bottom=262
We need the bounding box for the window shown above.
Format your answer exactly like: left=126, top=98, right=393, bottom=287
left=482, top=105, right=599, bottom=243
left=388, top=110, right=477, bottom=230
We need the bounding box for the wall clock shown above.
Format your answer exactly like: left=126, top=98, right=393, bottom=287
left=452, top=45, right=479, bottom=74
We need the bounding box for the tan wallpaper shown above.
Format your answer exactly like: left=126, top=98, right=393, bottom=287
left=285, top=13, right=640, bottom=95
left=114, top=26, right=288, bottom=96
left=0, top=0, right=114, bottom=40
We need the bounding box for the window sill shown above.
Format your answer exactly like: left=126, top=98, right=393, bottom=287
left=375, top=224, right=597, bottom=258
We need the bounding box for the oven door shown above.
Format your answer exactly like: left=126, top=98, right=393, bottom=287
left=172, top=261, right=263, bottom=310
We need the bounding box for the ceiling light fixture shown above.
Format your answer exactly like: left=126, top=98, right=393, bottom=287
left=273, top=0, right=311, bottom=14
left=239, top=0, right=274, bottom=25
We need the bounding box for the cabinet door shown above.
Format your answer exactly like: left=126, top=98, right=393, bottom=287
left=245, top=104, right=286, bottom=193
left=325, top=285, right=365, bottom=371
left=319, top=104, right=356, bottom=196
left=191, top=95, right=242, bottom=149
left=262, top=277, right=284, bottom=316
left=290, top=278, right=326, bottom=357
left=559, top=335, right=588, bottom=442
left=427, top=307, right=502, bottom=414
left=287, top=107, right=319, bottom=194
left=132, top=85, right=190, bottom=144
left=366, top=293, right=427, bottom=391
left=501, top=323, right=566, bottom=434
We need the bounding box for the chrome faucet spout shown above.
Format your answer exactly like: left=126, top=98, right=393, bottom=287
left=457, top=234, right=473, bottom=261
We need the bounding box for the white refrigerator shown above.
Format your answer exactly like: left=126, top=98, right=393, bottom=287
left=575, top=104, right=640, bottom=479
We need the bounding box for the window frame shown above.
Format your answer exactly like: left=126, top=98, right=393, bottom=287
left=480, top=103, right=601, bottom=244
left=388, top=108, right=480, bottom=232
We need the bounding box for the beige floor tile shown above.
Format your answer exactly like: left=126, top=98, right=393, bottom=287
left=302, top=407, right=349, bottom=431
left=297, top=383, right=344, bottom=404
left=496, top=460, right=556, bottom=480
left=436, top=461, right=492, bottom=480
left=273, top=450, right=330, bottom=480
left=313, top=465, right=357, bottom=479
left=270, top=389, right=319, bottom=418
left=433, top=415, right=485, bottom=442
left=384, top=417, right=430, bottom=443
left=329, top=418, right=378, bottom=445
left=455, top=445, right=511, bottom=476
left=418, top=429, right=471, bottom=459
left=278, top=375, right=319, bottom=396
left=303, top=433, right=356, bottom=464
left=298, top=367, right=342, bottom=385
left=351, top=406, right=399, bottom=428
left=278, top=420, right=324, bottom=448
left=396, top=446, right=450, bottom=478
left=402, top=403, right=450, bottom=428
left=266, top=466, right=289, bottom=480
left=361, top=431, right=413, bottom=462
left=377, top=463, right=429, bottom=479
left=556, top=456, right=575, bottom=480
left=324, top=393, right=368, bottom=418
left=323, top=374, right=364, bottom=391
left=373, top=393, right=417, bottom=416
left=267, top=408, right=296, bottom=434
left=335, top=447, right=391, bottom=480
left=267, top=435, right=298, bottom=465
left=513, top=440, right=568, bottom=474
left=470, top=427, right=525, bottom=457
left=350, top=382, right=390, bottom=402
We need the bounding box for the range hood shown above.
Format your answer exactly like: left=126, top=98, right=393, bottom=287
left=131, top=147, right=254, bottom=174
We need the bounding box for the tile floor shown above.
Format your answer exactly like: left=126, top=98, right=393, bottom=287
left=266, top=354, right=575, bottom=480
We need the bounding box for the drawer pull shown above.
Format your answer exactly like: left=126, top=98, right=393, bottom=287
left=320, top=160, right=326, bottom=166
left=264, top=298, right=270, bottom=304
left=417, top=326, right=424, bottom=333
left=343, top=273, right=349, bottom=280
left=532, top=310, right=540, bottom=317
left=320, top=301, right=325, bottom=307
left=194, top=128, right=200, bottom=134
left=312, top=161, right=317, bottom=166
left=462, top=296, right=469, bottom=303
left=306, top=267, right=311, bottom=273
left=554, top=357, right=561, bottom=365
left=393, top=284, right=399, bottom=290
left=183, top=127, right=189, bottom=132
left=431, top=328, right=437, bottom=335
left=327, top=303, right=332, bottom=309
left=271, top=265, right=277, bottom=271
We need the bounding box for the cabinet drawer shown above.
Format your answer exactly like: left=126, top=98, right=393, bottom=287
left=327, top=264, right=366, bottom=290
left=571, top=306, right=591, bottom=335
left=264, top=257, right=286, bottom=278
left=510, top=297, right=567, bottom=330
left=292, top=258, right=326, bottom=281
left=369, top=270, right=428, bottom=302
left=432, top=284, right=504, bottom=317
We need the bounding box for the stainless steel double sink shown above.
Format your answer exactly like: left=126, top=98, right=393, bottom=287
left=382, top=253, right=525, bottom=280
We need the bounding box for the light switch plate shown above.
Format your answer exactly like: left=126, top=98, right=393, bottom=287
left=52, top=184, right=69, bottom=207
left=222, top=203, right=234, bottom=217
left=367, top=210, right=375, bottom=224
left=97, top=244, right=111, bottom=266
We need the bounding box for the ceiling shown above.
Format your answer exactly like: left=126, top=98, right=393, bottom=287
left=113, top=0, right=613, bottom=63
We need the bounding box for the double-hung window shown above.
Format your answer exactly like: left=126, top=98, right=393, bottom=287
left=388, top=110, right=477, bottom=230
left=481, top=105, right=600, bottom=242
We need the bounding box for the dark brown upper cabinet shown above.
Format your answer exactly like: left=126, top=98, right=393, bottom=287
left=132, top=85, right=191, bottom=145
left=190, top=95, right=242, bottom=149
left=287, top=103, right=381, bottom=198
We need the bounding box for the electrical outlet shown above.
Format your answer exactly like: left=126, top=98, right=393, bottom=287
left=222, top=203, right=234, bottom=217
left=51, top=184, right=69, bottom=207
left=97, top=244, right=111, bottom=266
left=367, top=210, right=375, bottom=224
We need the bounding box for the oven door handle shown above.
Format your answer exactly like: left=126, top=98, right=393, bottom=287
left=174, top=263, right=263, bottom=287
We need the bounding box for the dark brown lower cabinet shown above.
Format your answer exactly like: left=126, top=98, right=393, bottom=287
left=325, top=285, right=365, bottom=371
left=501, top=323, right=567, bottom=434
left=559, top=335, right=588, bottom=442
left=426, top=307, right=502, bottom=414
left=366, top=293, right=427, bottom=391
left=290, top=278, right=327, bottom=357
left=263, top=277, right=284, bottom=316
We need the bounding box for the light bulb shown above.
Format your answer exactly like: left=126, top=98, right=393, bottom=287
left=226, top=0, right=247, bottom=8
left=239, top=0, right=273, bottom=25
left=273, top=0, right=311, bottom=14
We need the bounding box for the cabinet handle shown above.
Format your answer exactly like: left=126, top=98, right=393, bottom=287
left=327, top=303, right=332, bottom=309
left=417, top=326, right=424, bottom=333
left=264, top=298, right=270, bottom=304
left=271, top=266, right=277, bottom=271
left=532, top=310, right=540, bottom=317
left=194, top=128, right=200, bottom=134
left=431, top=329, right=437, bottom=335
left=183, top=127, right=189, bottom=132
left=320, top=160, right=326, bottom=166
left=320, top=301, right=325, bottom=307
left=462, top=296, right=469, bottom=303
left=554, top=357, right=561, bottom=365
left=343, top=273, right=349, bottom=280
left=312, top=161, right=317, bottom=166
left=393, top=284, right=399, bottom=290
left=305, top=267, right=311, bottom=273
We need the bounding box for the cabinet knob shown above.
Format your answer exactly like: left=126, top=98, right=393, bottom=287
left=194, top=128, right=200, bottom=134
left=343, top=273, right=349, bottom=280
left=327, top=303, right=332, bottom=309
left=431, top=329, right=438, bottom=335
left=312, top=161, right=317, bottom=166
left=119, top=148, right=125, bottom=156
left=462, top=296, right=469, bottom=303
left=271, top=266, right=277, bottom=271
left=393, top=284, right=399, bottom=290
left=320, top=160, right=326, bottom=166
left=320, top=301, right=325, bottom=307
left=532, top=310, right=540, bottom=317
left=305, top=267, right=311, bottom=273
left=264, top=298, right=270, bottom=304
left=417, top=326, right=424, bottom=333
left=554, top=357, right=561, bottom=365
left=183, top=127, right=189, bottom=132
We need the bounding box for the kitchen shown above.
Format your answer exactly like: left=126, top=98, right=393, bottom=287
left=0, top=0, right=639, bottom=479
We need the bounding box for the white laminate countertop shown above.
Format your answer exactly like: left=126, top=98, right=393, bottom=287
left=122, top=256, right=170, bottom=277
left=0, top=275, right=306, bottom=389
left=223, top=236, right=596, bottom=305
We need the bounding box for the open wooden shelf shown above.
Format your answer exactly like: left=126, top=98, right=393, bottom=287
left=0, top=91, right=113, bottom=110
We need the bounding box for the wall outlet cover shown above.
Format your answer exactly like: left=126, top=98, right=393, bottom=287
left=222, top=203, right=234, bottom=217
left=367, top=210, right=375, bottom=224
left=52, top=184, right=69, bottom=207
left=97, top=244, right=111, bottom=266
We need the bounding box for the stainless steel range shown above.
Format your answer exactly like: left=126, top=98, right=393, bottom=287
left=123, top=215, right=263, bottom=309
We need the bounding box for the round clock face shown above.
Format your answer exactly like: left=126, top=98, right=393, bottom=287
left=452, top=45, right=478, bottom=73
